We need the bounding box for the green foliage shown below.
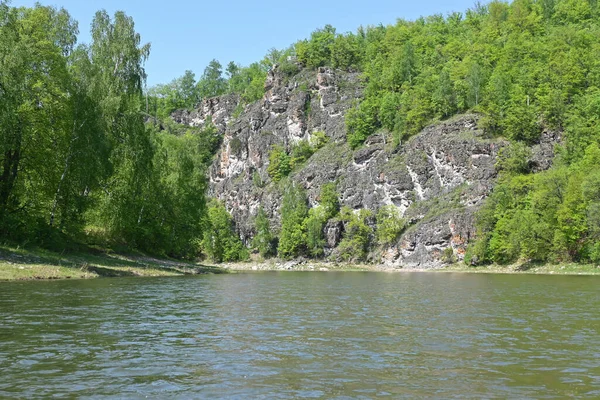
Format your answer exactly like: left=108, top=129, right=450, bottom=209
left=227, top=61, right=267, bottom=103
left=290, top=140, right=315, bottom=168
left=304, top=206, right=327, bottom=257
left=495, top=142, right=532, bottom=174
left=376, top=205, right=407, bottom=246
left=267, top=139, right=322, bottom=181
left=147, top=70, right=199, bottom=119
left=337, top=207, right=373, bottom=262
left=296, top=25, right=364, bottom=71
left=202, top=200, right=248, bottom=263
left=319, top=183, right=340, bottom=220
left=0, top=4, right=224, bottom=259
left=232, top=103, right=244, bottom=119
left=442, top=247, right=457, bottom=264
left=278, top=183, right=309, bottom=259
left=197, top=59, right=227, bottom=99
left=252, top=171, right=266, bottom=188
left=252, top=207, right=275, bottom=258
left=296, top=25, right=336, bottom=69
left=310, top=131, right=330, bottom=150
left=473, top=143, right=600, bottom=265
left=326, top=0, right=600, bottom=146
left=267, top=144, right=291, bottom=182
left=346, top=98, right=379, bottom=149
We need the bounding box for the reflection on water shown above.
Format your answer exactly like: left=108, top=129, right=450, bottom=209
left=1, top=272, right=599, bottom=398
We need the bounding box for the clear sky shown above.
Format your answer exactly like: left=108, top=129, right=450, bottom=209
left=10, top=0, right=478, bottom=87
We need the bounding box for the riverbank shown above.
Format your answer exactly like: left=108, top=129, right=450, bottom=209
left=2, top=246, right=599, bottom=281
left=0, top=245, right=225, bottom=281
left=221, top=259, right=600, bottom=275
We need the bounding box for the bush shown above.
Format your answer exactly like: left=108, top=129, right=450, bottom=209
left=319, top=183, right=340, bottom=220
left=304, top=206, right=327, bottom=257
left=252, top=207, right=275, bottom=258
left=495, top=142, right=532, bottom=174
left=442, top=247, right=457, bottom=264
left=346, top=98, right=379, bottom=149
left=252, top=171, right=266, bottom=188
left=376, top=205, right=406, bottom=246
left=202, top=200, right=248, bottom=263
left=310, top=131, right=329, bottom=150
left=290, top=140, right=314, bottom=168
left=267, top=144, right=291, bottom=182
left=337, top=207, right=373, bottom=261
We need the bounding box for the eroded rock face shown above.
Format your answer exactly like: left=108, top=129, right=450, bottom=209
left=173, top=67, right=555, bottom=269
left=171, top=94, right=240, bottom=132
left=198, top=67, right=362, bottom=244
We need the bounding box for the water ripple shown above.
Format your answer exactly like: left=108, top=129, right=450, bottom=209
left=1, top=272, right=599, bottom=399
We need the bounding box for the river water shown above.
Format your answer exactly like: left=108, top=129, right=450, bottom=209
left=0, top=272, right=599, bottom=399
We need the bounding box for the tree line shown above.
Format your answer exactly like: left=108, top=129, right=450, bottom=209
left=0, top=3, right=219, bottom=257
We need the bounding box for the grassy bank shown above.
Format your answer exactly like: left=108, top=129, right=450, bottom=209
left=3, top=246, right=599, bottom=281
left=0, top=245, right=226, bottom=281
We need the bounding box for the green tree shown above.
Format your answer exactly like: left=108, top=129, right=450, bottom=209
left=296, top=25, right=336, bottom=69
left=376, top=205, right=406, bottom=246
left=338, top=207, right=373, bottom=261
left=278, top=183, right=308, bottom=258
left=87, top=10, right=154, bottom=246
left=252, top=207, right=275, bottom=258
left=319, top=183, right=340, bottom=220
left=202, top=200, right=248, bottom=262
left=267, top=144, right=291, bottom=182
left=0, top=4, right=79, bottom=238
left=197, top=59, right=227, bottom=99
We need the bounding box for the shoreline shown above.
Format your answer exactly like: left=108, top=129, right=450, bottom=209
left=2, top=246, right=599, bottom=281
left=220, top=259, right=600, bottom=276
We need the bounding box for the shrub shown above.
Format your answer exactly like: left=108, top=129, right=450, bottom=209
left=252, top=171, right=266, bottom=188
left=290, top=140, right=314, bottom=168
left=337, top=207, right=373, bottom=261
left=304, top=206, right=327, bottom=257
left=346, top=98, right=379, bottom=149
left=310, top=131, right=329, bottom=150
left=442, top=247, right=457, bottom=264
left=495, top=142, right=532, bottom=174
left=267, top=144, right=291, bottom=182
left=252, top=207, right=275, bottom=258
left=202, top=200, right=249, bottom=263
left=319, top=183, right=340, bottom=220
left=376, top=205, right=406, bottom=246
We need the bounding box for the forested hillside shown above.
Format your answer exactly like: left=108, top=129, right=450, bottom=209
left=2, top=0, right=600, bottom=266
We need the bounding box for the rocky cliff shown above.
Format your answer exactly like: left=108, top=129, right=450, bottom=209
left=172, top=66, right=556, bottom=269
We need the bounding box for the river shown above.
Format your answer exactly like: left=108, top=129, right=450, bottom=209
left=1, top=272, right=599, bottom=398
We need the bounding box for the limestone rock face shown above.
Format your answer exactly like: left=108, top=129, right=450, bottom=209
left=173, top=66, right=556, bottom=269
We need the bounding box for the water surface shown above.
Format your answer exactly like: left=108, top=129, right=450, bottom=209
left=1, top=272, right=599, bottom=398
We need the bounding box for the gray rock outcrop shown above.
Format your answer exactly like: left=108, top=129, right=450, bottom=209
left=173, top=66, right=557, bottom=269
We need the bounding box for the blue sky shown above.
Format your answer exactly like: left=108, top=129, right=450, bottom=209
left=11, top=0, right=478, bottom=87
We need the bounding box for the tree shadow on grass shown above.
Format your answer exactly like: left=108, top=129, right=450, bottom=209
left=82, top=265, right=137, bottom=277
left=0, top=245, right=229, bottom=277
left=515, top=260, right=544, bottom=272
